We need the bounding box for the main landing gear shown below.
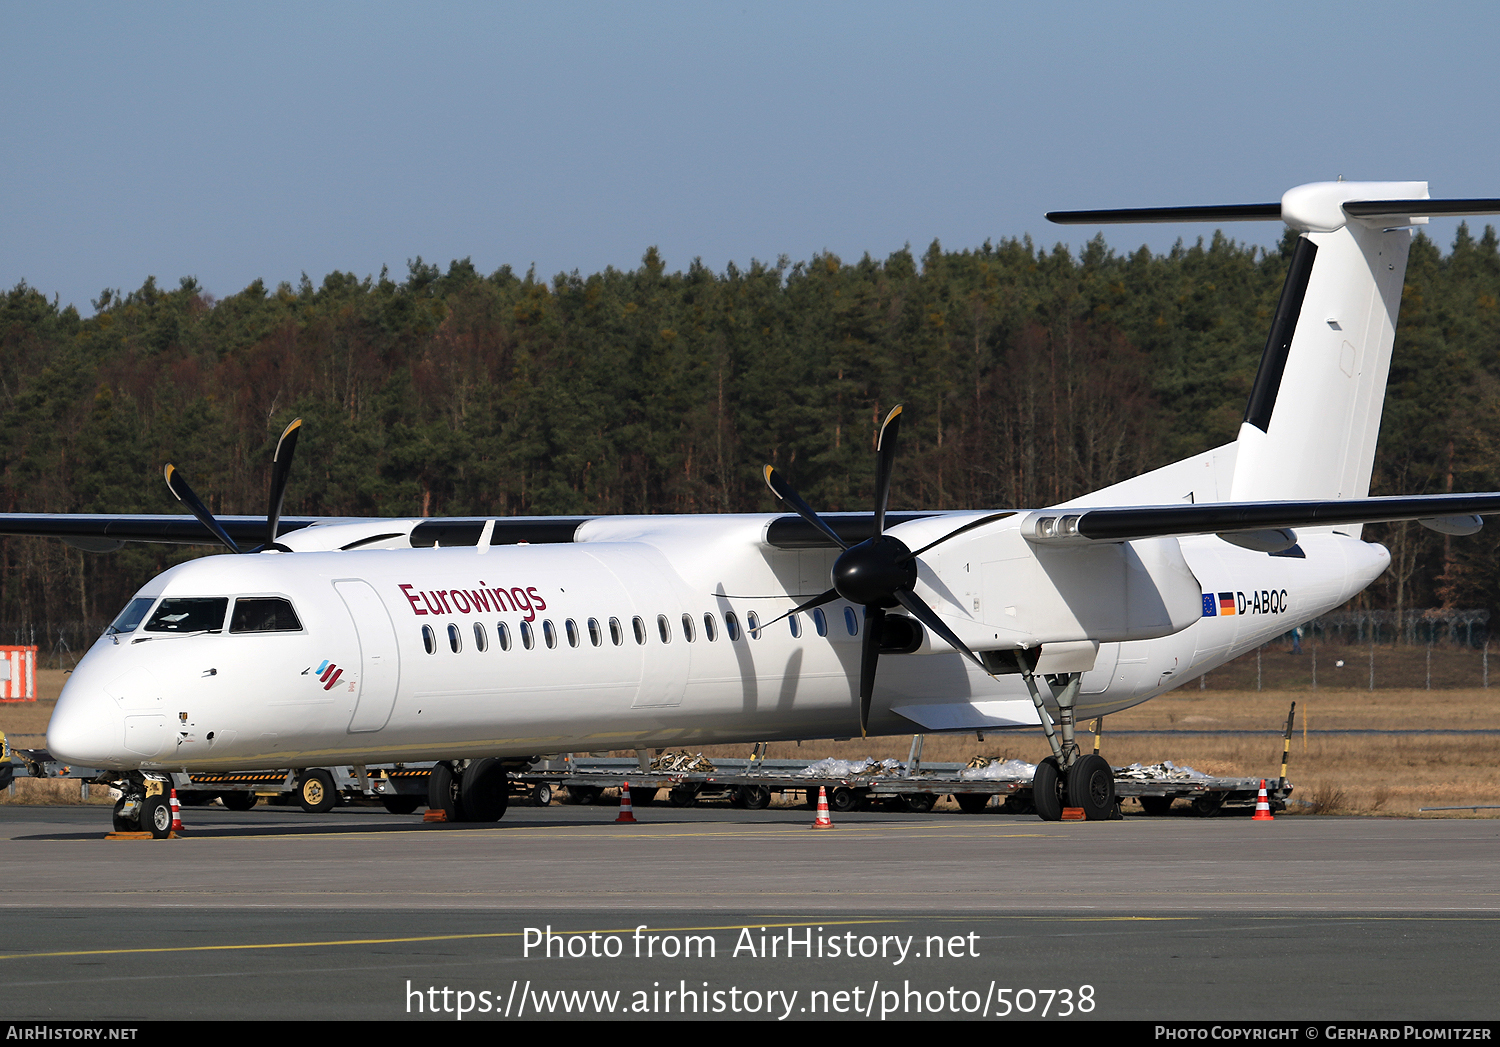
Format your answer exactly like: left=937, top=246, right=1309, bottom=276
left=1020, top=671, right=1117, bottom=822
left=427, top=759, right=511, bottom=823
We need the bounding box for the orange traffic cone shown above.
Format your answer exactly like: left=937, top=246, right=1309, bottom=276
left=1252, top=779, right=1274, bottom=821
left=169, top=788, right=183, bottom=834
left=615, top=780, right=638, bottom=823
left=812, top=786, right=835, bottom=829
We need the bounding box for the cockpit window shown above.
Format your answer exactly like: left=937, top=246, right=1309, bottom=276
left=229, top=598, right=303, bottom=633
left=144, top=598, right=229, bottom=633
left=106, top=597, right=155, bottom=635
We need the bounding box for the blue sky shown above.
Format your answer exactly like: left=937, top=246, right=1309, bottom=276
left=4, top=2, right=1498, bottom=312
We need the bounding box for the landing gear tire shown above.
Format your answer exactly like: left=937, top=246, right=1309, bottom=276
left=381, top=796, right=421, bottom=815
left=1032, top=757, right=1065, bottom=822
left=956, top=793, right=990, bottom=814
left=899, top=792, right=937, bottom=813
left=297, top=770, right=338, bottom=813
left=459, top=759, right=509, bottom=822
left=1066, top=754, right=1116, bottom=821
left=531, top=783, right=553, bottom=807
left=735, top=785, right=772, bottom=810
left=141, top=792, right=173, bottom=839
left=828, top=787, right=859, bottom=813
left=220, top=792, right=257, bottom=811
left=112, top=797, right=138, bottom=832
left=1139, top=796, right=1174, bottom=816
left=427, top=762, right=466, bottom=821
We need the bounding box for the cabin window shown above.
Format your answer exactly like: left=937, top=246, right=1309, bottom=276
left=565, top=619, right=580, bottom=648
left=588, top=618, right=603, bottom=647
left=107, top=597, right=155, bottom=636
left=520, top=621, right=535, bottom=650
left=473, top=622, right=488, bottom=652
left=681, top=613, right=695, bottom=642
left=144, top=598, right=229, bottom=634
left=747, top=611, right=761, bottom=639
left=657, top=614, right=672, bottom=643
left=609, top=617, right=624, bottom=646
left=447, top=623, right=462, bottom=653
left=422, top=625, right=436, bottom=654
left=632, top=616, right=646, bottom=645
left=813, top=608, right=828, bottom=637
left=703, top=613, right=718, bottom=641
left=789, top=613, right=801, bottom=638
left=497, top=622, right=512, bottom=651
left=229, top=597, right=302, bottom=633
left=543, top=620, right=558, bottom=649
left=725, top=611, right=741, bottom=641
left=845, top=607, right=859, bottom=636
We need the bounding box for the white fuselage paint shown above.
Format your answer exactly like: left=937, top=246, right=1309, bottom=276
left=46, top=516, right=1389, bottom=773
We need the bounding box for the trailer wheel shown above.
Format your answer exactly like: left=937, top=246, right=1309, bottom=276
left=111, top=797, right=138, bottom=832
left=220, top=792, right=257, bottom=811
left=735, top=785, right=772, bottom=810
left=459, top=759, right=509, bottom=822
left=141, top=793, right=173, bottom=839
left=828, top=787, right=859, bottom=813
left=531, top=783, right=553, bottom=807
left=1139, top=796, right=1174, bottom=816
left=1067, top=755, right=1116, bottom=821
left=1190, top=794, right=1224, bottom=818
left=1032, top=757, right=1064, bottom=821
left=297, top=770, right=338, bottom=813
left=667, top=787, right=698, bottom=808
left=381, top=796, right=421, bottom=815
left=900, top=793, right=937, bottom=813
left=956, top=793, right=990, bottom=814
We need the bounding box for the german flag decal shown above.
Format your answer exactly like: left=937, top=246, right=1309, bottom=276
left=1218, top=592, right=1236, bottom=616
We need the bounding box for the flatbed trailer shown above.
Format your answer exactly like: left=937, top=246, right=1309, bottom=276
left=516, top=751, right=1292, bottom=816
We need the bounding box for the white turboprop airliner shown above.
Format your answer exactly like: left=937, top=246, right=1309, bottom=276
left=15, top=180, right=1500, bottom=835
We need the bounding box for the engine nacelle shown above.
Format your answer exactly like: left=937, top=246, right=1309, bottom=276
left=888, top=515, right=1203, bottom=656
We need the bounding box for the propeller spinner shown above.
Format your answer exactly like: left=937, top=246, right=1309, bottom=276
left=164, top=418, right=303, bottom=554
left=763, top=405, right=1004, bottom=735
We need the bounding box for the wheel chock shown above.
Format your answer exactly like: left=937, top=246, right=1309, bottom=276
left=1061, top=807, right=1086, bottom=821
left=105, top=832, right=155, bottom=840
left=422, top=808, right=447, bottom=823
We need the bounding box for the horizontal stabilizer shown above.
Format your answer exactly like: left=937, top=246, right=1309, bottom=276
left=1049, top=198, right=1500, bottom=226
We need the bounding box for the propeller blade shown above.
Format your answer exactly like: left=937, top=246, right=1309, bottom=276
left=891, top=588, right=990, bottom=674
left=859, top=606, right=886, bottom=736
left=757, top=588, right=840, bottom=631
left=872, top=404, right=903, bottom=535
left=264, top=418, right=302, bottom=550
left=764, top=465, right=850, bottom=550
left=163, top=464, right=242, bottom=554
left=899, top=511, right=1017, bottom=562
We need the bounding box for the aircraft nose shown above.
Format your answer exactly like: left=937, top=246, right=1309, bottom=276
left=47, top=674, right=127, bottom=769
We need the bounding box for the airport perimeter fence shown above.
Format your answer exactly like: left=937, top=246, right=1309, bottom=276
left=1, top=609, right=1495, bottom=691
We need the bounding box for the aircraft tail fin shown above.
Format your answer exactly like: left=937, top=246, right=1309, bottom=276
left=1053, top=182, right=1500, bottom=505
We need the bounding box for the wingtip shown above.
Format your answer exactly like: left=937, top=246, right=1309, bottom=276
left=763, top=464, right=779, bottom=495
